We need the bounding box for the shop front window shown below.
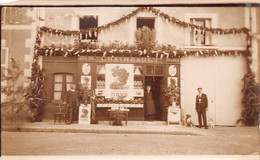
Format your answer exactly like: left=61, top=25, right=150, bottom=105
left=54, top=73, right=74, bottom=100
left=190, top=18, right=212, bottom=46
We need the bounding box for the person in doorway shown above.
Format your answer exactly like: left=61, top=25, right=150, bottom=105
left=145, top=85, right=156, bottom=121
left=195, top=87, right=208, bottom=129
left=66, top=84, right=79, bottom=124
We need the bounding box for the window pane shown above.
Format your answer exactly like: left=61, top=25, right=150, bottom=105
left=97, top=65, right=105, bottom=74
left=54, top=74, right=63, bottom=82
left=54, top=92, right=61, bottom=100
left=80, top=16, right=98, bottom=40
left=66, top=74, right=73, bottom=83
left=1, top=49, right=7, bottom=65
left=134, top=65, right=143, bottom=75
left=146, top=66, right=154, bottom=75
left=66, top=84, right=71, bottom=91
left=155, top=66, right=164, bottom=75
left=54, top=83, right=62, bottom=91
left=137, top=18, right=155, bottom=29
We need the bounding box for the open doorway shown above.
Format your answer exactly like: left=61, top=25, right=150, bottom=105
left=144, top=76, right=163, bottom=121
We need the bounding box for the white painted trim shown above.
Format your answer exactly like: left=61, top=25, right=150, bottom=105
left=71, top=15, right=79, bottom=30
left=156, top=17, right=163, bottom=44
left=1, top=47, right=9, bottom=87
left=24, top=68, right=31, bottom=77
left=1, top=40, right=6, bottom=47
left=251, top=7, right=257, bottom=33
left=38, top=55, right=43, bottom=69
left=129, top=17, right=135, bottom=45
left=1, top=47, right=9, bottom=68
left=2, top=24, right=36, bottom=30
left=183, top=46, right=246, bottom=50
left=23, top=82, right=29, bottom=89
left=39, top=7, right=46, bottom=27
left=245, top=7, right=250, bottom=29
left=24, top=54, right=32, bottom=62
left=25, top=38, right=33, bottom=48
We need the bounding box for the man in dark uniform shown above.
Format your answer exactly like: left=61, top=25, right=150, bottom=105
left=195, top=87, right=208, bottom=129
left=66, top=84, right=79, bottom=124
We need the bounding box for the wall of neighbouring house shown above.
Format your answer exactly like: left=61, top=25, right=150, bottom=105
left=1, top=7, right=37, bottom=102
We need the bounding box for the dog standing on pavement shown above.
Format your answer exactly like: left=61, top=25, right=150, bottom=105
left=185, top=114, right=194, bottom=127
left=208, top=118, right=214, bottom=129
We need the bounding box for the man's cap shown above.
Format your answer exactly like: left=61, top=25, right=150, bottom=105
left=197, top=87, right=202, bottom=90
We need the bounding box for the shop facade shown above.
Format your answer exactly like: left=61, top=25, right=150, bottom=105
left=42, top=55, right=180, bottom=121
left=1, top=6, right=259, bottom=125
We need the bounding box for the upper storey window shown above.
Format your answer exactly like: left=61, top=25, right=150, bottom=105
left=79, top=16, right=98, bottom=41
left=137, top=18, right=155, bottom=30
left=190, top=18, right=212, bottom=46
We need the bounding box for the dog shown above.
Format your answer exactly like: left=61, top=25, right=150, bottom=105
left=185, top=114, right=194, bottom=127
left=208, top=118, right=215, bottom=129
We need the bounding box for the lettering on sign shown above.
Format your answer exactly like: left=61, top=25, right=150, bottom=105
left=78, top=56, right=179, bottom=63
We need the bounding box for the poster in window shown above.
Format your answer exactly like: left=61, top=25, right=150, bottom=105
left=105, top=64, right=134, bottom=100
left=168, top=77, right=178, bottom=86
left=81, top=76, right=91, bottom=88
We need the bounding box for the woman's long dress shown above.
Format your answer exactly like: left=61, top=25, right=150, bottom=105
left=145, top=92, right=156, bottom=115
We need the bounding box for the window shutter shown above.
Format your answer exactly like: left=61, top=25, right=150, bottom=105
left=205, top=19, right=211, bottom=45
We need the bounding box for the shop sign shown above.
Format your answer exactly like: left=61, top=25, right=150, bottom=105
left=79, top=56, right=179, bottom=64
left=105, top=64, right=134, bottom=100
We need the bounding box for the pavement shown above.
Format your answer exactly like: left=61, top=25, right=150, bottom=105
left=1, top=120, right=212, bottom=136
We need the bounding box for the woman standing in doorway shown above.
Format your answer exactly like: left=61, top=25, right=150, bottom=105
left=145, top=85, right=156, bottom=121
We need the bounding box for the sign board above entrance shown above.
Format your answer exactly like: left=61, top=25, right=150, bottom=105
left=78, top=56, right=179, bottom=64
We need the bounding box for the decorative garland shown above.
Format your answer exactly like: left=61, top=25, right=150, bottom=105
left=25, top=29, right=45, bottom=122
left=239, top=31, right=259, bottom=125
left=36, top=45, right=249, bottom=58
left=39, top=7, right=249, bottom=36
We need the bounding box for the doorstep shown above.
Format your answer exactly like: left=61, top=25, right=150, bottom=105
left=1, top=121, right=211, bottom=136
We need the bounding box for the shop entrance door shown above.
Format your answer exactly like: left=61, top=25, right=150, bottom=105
left=144, top=76, right=164, bottom=121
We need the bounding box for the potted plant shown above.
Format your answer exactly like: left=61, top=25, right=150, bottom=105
left=162, top=78, right=180, bottom=108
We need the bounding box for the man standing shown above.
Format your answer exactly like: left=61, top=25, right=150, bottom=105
left=66, top=84, right=79, bottom=124
left=195, top=88, right=208, bottom=129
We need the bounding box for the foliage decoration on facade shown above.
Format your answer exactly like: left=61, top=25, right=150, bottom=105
left=239, top=31, right=259, bottom=126
left=39, top=7, right=249, bottom=36
left=35, top=43, right=249, bottom=58
left=25, top=27, right=45, bottom=122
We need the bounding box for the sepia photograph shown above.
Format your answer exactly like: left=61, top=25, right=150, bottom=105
left=1, top=0, right=259, bottom=160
